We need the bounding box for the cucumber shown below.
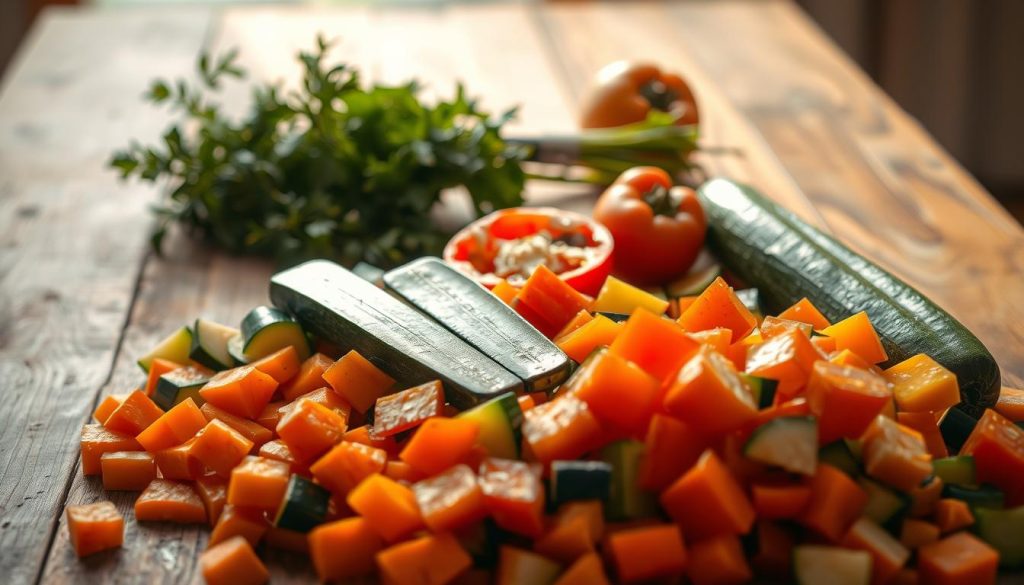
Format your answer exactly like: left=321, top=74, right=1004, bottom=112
left=273, top=474, right=330, bottom=533
left=550, top=461, right=612, bottom=506
left=383, top=257, right=570, bottom=393
left=793, top=545, right=872, bottom=585
left=819, top=440, right=861, bottom=477
left=932, top=455, right=976, bottom=486
left=600, top=440, right=659, bottom=520
left=240, top=306, right=312, bottom=362
left=939, top=408, right=978, bottom=454
left=137, top=326, right=193, bottom=373
left=973, top=505, right=1024, bottom=568
left=744, top=416, right=817, bottom=475
left=457, top=392, right=523, bottom=459
left=741, top=374, right=778, bottom=409
left=271, top=260, right=523, bottom=409
left=226, top=334, right=249, bottom=366
left=188, top=318, right=240, bottom=371
left=859, top=477, right=909, bottom=530
left=943, top=483, right=1005, bottom=509
left=153, top=366, right=210, bottom=410
left=665, top=248, right=721, bottom=297
left=698, top=179, right=1000, bottom=417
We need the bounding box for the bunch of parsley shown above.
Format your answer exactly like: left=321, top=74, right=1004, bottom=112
left=111, top=38, right=526, bottom=267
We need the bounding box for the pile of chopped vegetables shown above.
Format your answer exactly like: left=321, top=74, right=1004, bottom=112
left=71, top=260, right=1024, bottom=585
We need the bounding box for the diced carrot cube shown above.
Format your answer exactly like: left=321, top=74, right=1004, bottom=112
left=322, top=350, right=396, bottom=414
left=478, top=458, right=545, bottom=538
left=310, top=440, right=387, bottom=496
left=384, top=460, right=424, bottom=484
left=199, top=365, right=278, bottom=420
left=196, top=474, right=228, bottom=526
left=227, top=455, right=291, bottom=511
left=495, top=546, right=561, bottom=584
left=264, top=527, right=309, bottom=554
left=102, top=389, right=164, bottom=437
left=516, top=394, right=536, bottom=412
left=248, top=345, right=301, bottom=384
left=750, top=521, right=795, bottom=577
left=607, top=524, right=687, bottom=583
left=759, top=315, right=812, bottom=340
left=637, top=413, right=707, bottom=492
left=556, top=314, right=623, bottom=363
left=282, top=386, right=352, bottom=420
left=820, top=311, right=888, bottom=364
left=884, top=354, right=960, bottom=413
left=199, top=402, right=271, bottom=450
left=413, top=464, right=487, bottom=533
left=900, top=518, right=940, bottom=549
left=910, top=476, right=945, bottom=517
left=66, top=501, right=123, bottom=557
left=777, top=297, right=831, bottom=330
left=372, top=380, right=444, bottom=437
left=200, top=535, right=268, bottom=585
left=806, top=360, right=891, bottom=444
left=751, top=482, right=812, bottom=520
left=572, top=349, right=660, bottom=434
left=376, top=532, right=472, bottom=585
left=798, top=464, right=867, bottom=541
left=677, top=276, right=757, bottom=342
left=209, top=504, right=269, bottom=548
left=276, top=397, right=347, bottom=462
left=829, top=348, right=873, bottom=370
left=135, top=398, right=207, bottom=453
left=961, top=408, right=1024, bottom=506
left=190, top=419, right=254, bottom=477
left=897, top=411, right=949, bottom=458
left=343, top=425, right=399, bottom=456
left=811, top=335, right=837, bottom=354
left=686, top=534, right=752, bottom=585
left=554, top=309, right=595, bottom=341
left=255, top=400, right=287, bottom=431
left=153, top=439, right=203, bottom=480
left=554, top=553, right=610, bottom=585
left=934, top=498, right=974, bottom=534
left=309, top=517, right=383, bottom=582
left=346, top=474, right=424, bottom=542
left=660, top=450, right=754, bottom=541
left=280, top=353, right=334, bottom=401
left=745, top=330, right=821, bottom=397
left=534, top=512, right=593, bottom=563
left=687, top=327, right=732, bottom=354
left=257, top=440, right=308, bottom=476
left=608, top=308, right=700, bottom=384
left=918, top=532, right=998, bottom=585
left=863, top=415, right=933, bottom=492
left=490, top=279, right=520, bottom=305
left=100, top=451, right=156, bottom=491
left=134, top=479, right=207, bottom=524
left=144, top=358, right=183, bottom=398
left=841, top=517, right=910, bottom=585
left=512, top=298, right=562, bottom=338
left=400, top=417, right=480, bottom=476
left=558, top=500, right=604, bottom=543
left=515, top=264, right=591, bottom=335
left=93, top=393, right=127, bottom=425
left=996, top=386, right=1024, bottom=422
left=522, top=394, right=604, bottom=465
left=80, top=424, right=140, bottom=476
left=663, top=347, right=757, bottom=436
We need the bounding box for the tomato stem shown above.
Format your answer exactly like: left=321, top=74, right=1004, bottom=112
left=643, top=184, right=680, bottom=217
left=639, top=80, right=679, bottom=112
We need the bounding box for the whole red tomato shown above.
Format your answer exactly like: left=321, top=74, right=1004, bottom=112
left=593, top=167, right=706, bottom=285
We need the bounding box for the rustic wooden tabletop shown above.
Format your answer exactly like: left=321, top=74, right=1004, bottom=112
left=1, top=1, right=1022, bottom=583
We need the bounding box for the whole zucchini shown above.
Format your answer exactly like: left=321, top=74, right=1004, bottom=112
left=698, top=179, right=1000, bottom=416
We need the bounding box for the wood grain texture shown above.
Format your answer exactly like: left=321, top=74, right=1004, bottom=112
left=0, top=8, right=211, bottom=584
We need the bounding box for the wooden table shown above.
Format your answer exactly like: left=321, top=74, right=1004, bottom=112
left=1, top=2, right=1021, bottom=583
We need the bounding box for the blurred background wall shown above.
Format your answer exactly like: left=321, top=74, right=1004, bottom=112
left=1, top=0, right=1021, bottom=220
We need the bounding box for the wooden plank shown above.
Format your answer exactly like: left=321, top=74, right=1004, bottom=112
left=0, top=8, right=212, bottom=585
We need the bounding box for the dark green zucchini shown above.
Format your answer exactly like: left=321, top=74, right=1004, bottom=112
left=698, top=179, right=1000, bottom=416
left=240, top=306, right=312, bottom=362
left=273, top=474, right=330, bottom=532
left=383, top=257, right=570, bottom=393
left=189, top=318, right=239, bottom=371
left=153, top=366, right=210, bottom=410
left=270, top=260, right=523, bottom=409
left=550, top=460, right=612, bottom=506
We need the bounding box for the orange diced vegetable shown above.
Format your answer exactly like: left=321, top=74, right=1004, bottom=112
left=862, top=416, right=933, bottom=492
left=373, top=380, right=444, bottom=437
left=960, top=408, right=1024, bottom=506
left=322, top=350, right=396, bottom=414
left=144, top=358, right=183, bottom=397
left=934, top=498, right=974, bottom=534
left=556, top=314, right=622, bottom=363
left=676, top=295, right=698, bottom=315
left=490, top=279, right=520, bottom=305
left=820, top=311, right=888, bottom=364
left=376, top=532, right=472, bottom=585
left=806, top=360, right=891, bottom=444
left=135, top=398, right=207, bottom=452
left=196, top=474, right=228, bottom=526
left=209, top=504, right=269, bottom=547
left=495, top=546, right=561, bottom=585
left=909, top=476, right=945, bottom=518
left=478, top=458, right=545, bottom=538
left=884, top=354, right=960, bottom=413
left=190, top=419, right=254, bottom=477
left=517, top=394, right=536, bottom=412
left=660, top=450, right=755, bottom=541
left=996, top=386, right=1024, bottom=422
left=534, top=512, right=592, bottom=563
left=515, top=264, right=592, bottom=335
left=918, top=532, right=998, bottom=585
left=607, top=524, right=687, bottom=583
left=759, top=315, right=812, bottom=339
left=384, top=460, right=423, bottom=484
left=522, top=393, right=605, bottom=465
left=310, top=440, right=387, bottom=496
left=777, top=297, right=831, bottom=330
left=554, top=309, right=595, bottom=341
left=199, top=365, right=279, bottom=420
left=276, top=397, right=347, bottom=462
left=65, top=501, right=123, bottom=557
left=572, top=348, right=660, bottom=434
left=637, top=413, right=707, bottom=492
left=80, top=424, right=140, bottom=476
left=751, top=482, right=812, bottom=520
left=285, top=386, right=352, bottom=420
left=513, top=299, right=562, bottom=338
left=200, top=402, right=273, bottom=450
left=811, top=335, right=837, bottom=354
left=841, top=517, right=910, bottom=585
left=559, top=500, right=604, bottom=542
left=309, top=517, right=383, bottom=582
left=93, top=393, right=127, bottom=424
left=400, top=417, right=480, bottom=476
left=102, top=389, right=164, bottom=436
left=413, top=464, right=487, bottom=533
left=798, top=464, right=867, bottom=541
left=900, top=518, right=940, bottom=549
left=257, top=439, right=307, bottom=475
left=663, top=347, right=757, bottom=436
left=227, top=455, right=291, bottom=511
left=686, top=534, right=752, bottom=585
left=153, top=439, right=204, bottom=480
left=554, top=553, right=610, bottom=585
left=200, top=535, right=269, bottom=585
left=344, top=425, right=399, bottom=456
left=264, top=527, right=309, bottom=553
left=346, top=474, right=424, bottom=542
left=249, top=345, right=301, bottom=384
left=100, top=451, right=156, bottom=491
left=280, top=353, right=334, bottom=401
left=676, top=276, right=757, bottom=342
left=609, top=308, right=700, bottom=384
left=750, top=521, right=795, bottom=577
left=255, top=400, right=287, bottom=431
left=687, top=327, right=732, bottom=354
left=897, top=411, right=948, bottom=459
left=745, top=330, right=821, bottom=397
left=134, top=479, right=207, bottom=523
